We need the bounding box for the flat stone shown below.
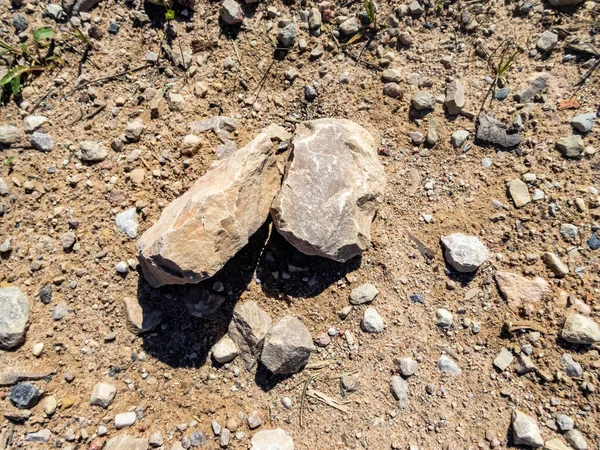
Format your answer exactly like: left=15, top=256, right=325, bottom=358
left=560, top=353, right=583, bottom=377
left=261, top=316, right=314, bottom=375
left=560, top=223, right=579, bottom=241
left=361, top=307, right=384, bottom=333
left=0, top=287, right=30, bottom=350
left=556, top=135, right=585, bottom=159
left=571, top=113, right=596, bottom=133
left=390, top=375, right=409, bottom=409
left=116, top=208, right=139, bottom=239
left=561, top=314, right=600, bottom=344
left=9, top=382, right=40, bottom=409
left=493, top=347, right=514, bottom=371
left=537, top=30, right=558, bottom=52
left=23, top=116, right=48, bottom=133
left=138, top=131, right=282, bottom=287
left=349, top=283, right=379, bottom=305
left=90, top=382, right=116, bottom=408
left=0, top=368, right=49, bottom=386
left=339, top=17, right=359, bottom=35
left=271, top=119, right=385, bottom=263
left=512, top=410, right=543, bottom=447
left=509, top=179, right=531, bottom=207
left=444, top=80, right=465, bottom=115
left=382, top=69, right=402, bottom=83
left=228, top=301, right=272, bottom=368
left=42, top=396, right=58, bottom=415
left=556, top=414, right=575, bottom=432
left=476, top=113, right=521, bottom=148
left=79, top=141, right=108, bottom=163
left=514, top=73, right=549, bottom=104
left=542, top=252, right=569, bottom=278
left=123, top=296, right=162, bottom=335
left=115, top=411, right=137, bottom=428
left=105, top=434, right=149, bottom=450
left=441, top=233, right=488, bottom=273
left=438, top=355, right=461, bottom=375
left=495, top=271, right=548, bottom=310
left=515, top=354, right=537, bottom=375
left=51, top=303, right=68, bottom=320
left=25, top=429, right=51, bottom=442
left=212, top=336, right=239, bottom=364
left=250, top=428, right=294, bottom=450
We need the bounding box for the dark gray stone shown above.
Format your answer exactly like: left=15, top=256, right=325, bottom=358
left=476, top=113, right=521, bottom=148
left=9, top=383, right=40, bottom=409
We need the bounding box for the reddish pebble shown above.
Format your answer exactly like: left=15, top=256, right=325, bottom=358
left=89, top=438, right=103, bottom=450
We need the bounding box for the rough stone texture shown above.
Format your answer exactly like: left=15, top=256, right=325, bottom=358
left=544, top=439, right=572, bottom=450
left=250, top=428, right=294, bottom=450
left=362, top=307, right=384, bottom=333
left=512, top=410, right=543, bottom=447
left=123, top=296, right=162, bottom=335
left=212, top=336, right=239, bottom=363
left=444, top=80, right=465, bottom=115
left=228, top=301, right=272, bottom=368
left=271, top=119, right=385, bottom=262
left=411, top=91, right=435, bottom=110
left=441, top=233, right=489, bottom=273
left=260, top=316, right=314, bottom=375
left=571, top=113, right=596, bottom=133
left=0, top=287, right=30, bottom=350
left=561, top=314, right=600, bottom=344
left=105, top=434, right=149, bottom=450
left=514, top=73, right=549, bottom=104
left=451, top=130, right=469, bottom=148
left=564, top=429, right=588, bottom=450
left=543, top=252, right=569, bottom=278
left=138, top=132, right=281, bottom=287
left=90, top=382, right=117, bottom=408
left=349, top=283, right=379, bottom=305
left=476, top=113, right=521, bottom=148
left=556, top=135, right=585, bottom=159
left=9, top=382, right=40, bottom=409
left=494, top=271, right=548, bottom=310
left=220, top=0, right=243, bottom=25
left=509, top=179, right=531, bottom=207
left=0, top=368, right=49, bottom=386
left=560, top=353, right=583, bottom=377
left=390, top=375, right=409, bottom=409
left=116, top=208, right=138, bottom=239
left=0, top=125, right=20, bottom=145
left=79, top=140, right=108, bottom=163
left=115, top=411, right=137, bottom=428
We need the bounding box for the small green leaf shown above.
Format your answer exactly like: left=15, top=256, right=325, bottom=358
left=33, top=27, right=54, bottom=42
left=165, top=9, right=175, bottom=20
left=0, top=66, right=43, bottom=86
left=10, top=75, right=21, bottom=96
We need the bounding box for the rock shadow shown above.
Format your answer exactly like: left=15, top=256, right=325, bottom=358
left=257, top=227, right=362, bottom=300
left=138, top=222, right=270, bottom=368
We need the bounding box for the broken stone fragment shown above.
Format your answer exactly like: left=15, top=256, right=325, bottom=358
left=514, top=73, right=549, bottom=104
left=228, top=301, right=272, bottom=369
left=494, top=271, right=548, bottom=310
left=561, top=314, right=600, bottom=344
left=137, top=132, right=282, bottom=287
left=476, top=114, right=521, bottom=148
left=123, top=296, right=162, bottom=335
left=271, top=118, right=386, bottom=263
left=444, top=80, right=465, bottom=115
left=512, top=410, right=543, bottom=447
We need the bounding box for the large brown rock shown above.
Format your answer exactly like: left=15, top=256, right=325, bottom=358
left=137, top=133, right=281, bottom=287
left=271, top=119, right=385, bottom=262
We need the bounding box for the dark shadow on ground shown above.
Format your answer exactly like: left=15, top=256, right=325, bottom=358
left=257, top=227, right=362, bottom=300
left=138, top=222, right=270, bottom=368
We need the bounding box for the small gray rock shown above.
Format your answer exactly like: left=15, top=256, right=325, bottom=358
left=561, top=314, right=600, bottom=344
left=90, top=382, right=116, bottom=408
left=571, top=113, right=596, bottom=133
left=79, top=141, right=108, bottom=163
left=0, top=125, right=20, bottom=145
left=0, top=287, right=30, bottom=350
left=411, top=91, right=435, bottom=111
left=493, top=347, right=514, bottom=371
left=339, top=17, right=359, bottom=36
left=30, top=132, right=53, bottom=152
left=260, top=316, right=314, bottom=374
left=537, top=30, right=558, bottom=52
left=556, top=135, right=584, bottom=158
left=476, top=113, right=521, bottom=148
left=390, top=375, right=409, bottom=409
left=277, top=24, right=296, bottom=48
left=349, top=283, right=378, bottom=305
left=564, top=429, right=588, bottom=450
left=451, top=130, right=469, bottom=148
left=395, top=358, right=418, bottom=377
left=9, top=382, right=40, bottom=409
left=512, top=410, right=543, bottom=447
left=250, top=429, right=294, bottom=450
left=556, top=414, right=574, bottom=431
left=436, top=308, right=453, bottom=328
left=441, top=233, right=489, bottom=273
left=437, top=355, right=461, bottom=375
left=220, top=0, right=243, bottom=25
